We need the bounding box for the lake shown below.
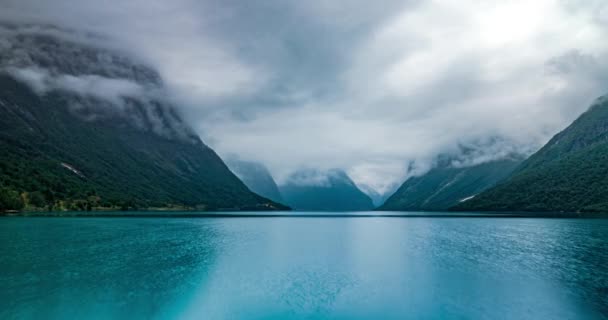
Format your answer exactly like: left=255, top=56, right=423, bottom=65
left=1, top=214, right=607, bottom=319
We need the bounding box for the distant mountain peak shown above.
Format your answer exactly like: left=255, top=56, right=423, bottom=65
left=283, top=168, right=356, bottom=188
left=280, top=169, right=374, bottom=211
left=225, top=158, right=285, bottom=204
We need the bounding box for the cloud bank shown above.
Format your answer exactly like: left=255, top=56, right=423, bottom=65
left=2, top=0, right=608, bottom=194
left=7, top=67, right=145, bottom=103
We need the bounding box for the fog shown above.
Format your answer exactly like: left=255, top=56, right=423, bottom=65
left=2, top=0, right=608, bottom=194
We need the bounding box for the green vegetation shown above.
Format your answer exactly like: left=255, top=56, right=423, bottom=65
left=378, top=158, right=522, bottom=211
left=0, top=75, right=287, bottom=212
left=454, top=96, right=608, bottom=213
left=0, top=187, right=24, bottom=211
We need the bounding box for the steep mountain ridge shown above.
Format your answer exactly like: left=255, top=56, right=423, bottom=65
left=378, top=155, right=523, bottom=211
left=225, top=158, right=285, bottom=204
left=0, top=24, right=285, bottom=211
left=455, top=95, right=608, bottom=212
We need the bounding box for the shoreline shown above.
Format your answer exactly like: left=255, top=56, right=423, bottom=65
left=2, top=211, right=608, bottom=219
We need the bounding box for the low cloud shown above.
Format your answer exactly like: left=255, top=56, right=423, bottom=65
left=2, top=0, right=608, bottom=194
left=7, top=67, right=145, bottom=104
left=283, top=171, right=333, bottom=188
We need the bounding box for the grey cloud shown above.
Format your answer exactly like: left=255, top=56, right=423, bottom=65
left=7, top=67, right=145, bottom=103
left=2, top=0, right=608, bottom=194
left=0, top=23, right=199, bottom=143
left=283, top=170, right=333, bottom=188
left=542, top=50, right=608, bottom=121
left=5, top=67, right=47, bottom=94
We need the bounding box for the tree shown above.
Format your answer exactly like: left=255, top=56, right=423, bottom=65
left=0, top=187, right=25, bottom=211
left=28, top=191, right=47, bottom=208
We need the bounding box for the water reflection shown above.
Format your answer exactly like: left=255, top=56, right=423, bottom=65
left=1, top=217, right=607, bottom=319
left=0, top=218, right=222, bottom=319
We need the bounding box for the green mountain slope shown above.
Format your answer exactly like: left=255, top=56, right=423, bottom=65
left=0, top=25, right=285, bottom=212
left=454, top=96, right=608, bottom=213
left=378, top=157, right=522, bottom=211
left=279, top=169, right=374, bottom=211
left=225, top=158, right=285, bottom=204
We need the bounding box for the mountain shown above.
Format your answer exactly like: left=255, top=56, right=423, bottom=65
left=279, top=169, right=374, bottom=211
left=363, top=186, right=399, bottom=208
left=378, top=155, right=523, bottom=211
left=454, top=95, right=608, bottom=213
left=0, top=24, right=286, bottom=212
left=225, top=158, right=284, bottom=204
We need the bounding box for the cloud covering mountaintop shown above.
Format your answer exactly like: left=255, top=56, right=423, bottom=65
left=2, top=0, right=608, bottom=193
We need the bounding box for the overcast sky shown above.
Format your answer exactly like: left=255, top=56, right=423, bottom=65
left=3, top=0, right=608, bottom=193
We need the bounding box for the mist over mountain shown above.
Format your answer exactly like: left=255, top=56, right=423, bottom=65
left=3, top=1, right=608, bottom=195
left=0, top=24, right=285, bottom=211
left=279, top=169, right=374, bottom=211
left=3, top=4, right=608, bottom=320
left=225, top=157, right=284, bottom=205
left=455, top=95, right=608, bottom=213
left=378, top=153, right=523, bottom=211
left=363, top=185, right=399, bottom=207
left=0, top=23, right=197, bottom=142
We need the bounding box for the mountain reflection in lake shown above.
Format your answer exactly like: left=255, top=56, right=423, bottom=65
left=1, top=215, right=607, bottom=319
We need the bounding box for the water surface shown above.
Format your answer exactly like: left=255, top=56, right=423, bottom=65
left=1, top=214, right=607, bottom=319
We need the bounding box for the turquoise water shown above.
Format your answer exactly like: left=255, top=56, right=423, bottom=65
left=1, top=215, right=607, bottom=319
